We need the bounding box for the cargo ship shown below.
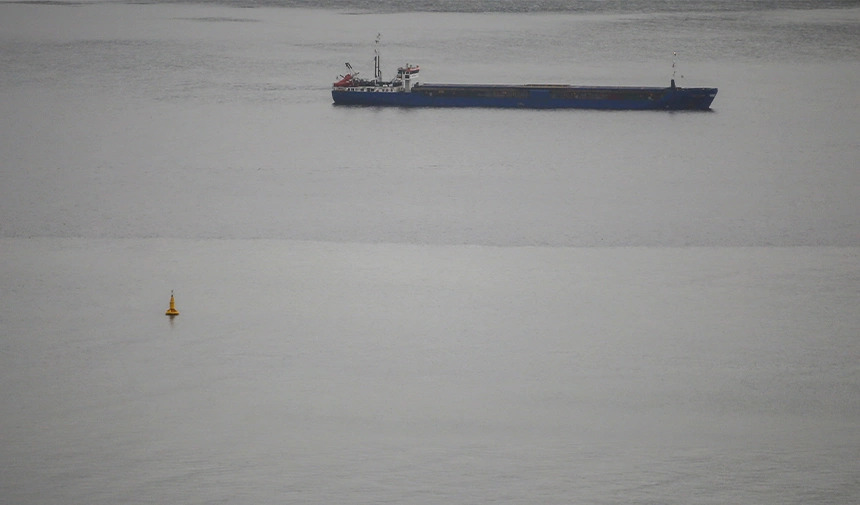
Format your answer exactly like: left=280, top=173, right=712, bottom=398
left=332, top=44, right=717, bottom=110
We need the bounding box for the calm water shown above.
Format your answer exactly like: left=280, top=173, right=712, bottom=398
left=1, top=1, right=859, bottom=504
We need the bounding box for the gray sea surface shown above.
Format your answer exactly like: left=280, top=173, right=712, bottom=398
left=1, top=1, right=859, bottom=504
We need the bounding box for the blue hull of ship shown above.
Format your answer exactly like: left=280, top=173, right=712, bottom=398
left=332, top=85, right=717, bottom=110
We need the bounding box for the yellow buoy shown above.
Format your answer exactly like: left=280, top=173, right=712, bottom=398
left=165, top=290, right=179, bottom=317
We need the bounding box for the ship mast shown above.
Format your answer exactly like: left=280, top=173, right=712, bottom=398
left=374, top=33, right=382, bottom=82
left=671, top=51, right=684, bottom=88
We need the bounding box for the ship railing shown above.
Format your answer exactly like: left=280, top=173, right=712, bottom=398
left=337, top=85, right=405, bottom=92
